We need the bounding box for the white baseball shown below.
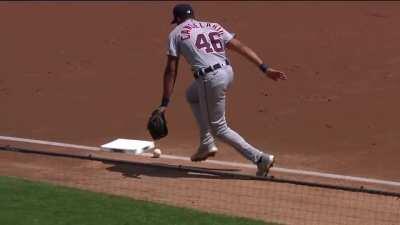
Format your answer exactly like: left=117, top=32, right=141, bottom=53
left=153, top=148, right=162, bottom=158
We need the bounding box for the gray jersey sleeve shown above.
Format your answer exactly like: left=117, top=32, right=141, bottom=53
left=167, top=33, right=179, bottom=57
left=217, top=23, right=235, bottom=45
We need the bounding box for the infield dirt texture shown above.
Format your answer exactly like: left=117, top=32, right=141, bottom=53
left=1, top=2, right=399, bottom=179
left=1, top=2, right=400, bottom=224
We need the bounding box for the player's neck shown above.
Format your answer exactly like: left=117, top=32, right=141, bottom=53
left=178, top=17, right=195, bottom=25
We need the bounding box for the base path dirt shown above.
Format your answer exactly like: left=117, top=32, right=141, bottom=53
left=1, top=2, right=400, bottom=181
left=1, top=148, right=399, bottom=225
left=1, top=2, right=400, bottom=224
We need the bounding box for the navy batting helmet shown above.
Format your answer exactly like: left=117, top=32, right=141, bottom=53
left=171, top=4, right=194, bottom=24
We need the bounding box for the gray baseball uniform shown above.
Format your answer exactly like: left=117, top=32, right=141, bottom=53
left=167, top=19, right=269, bottom=164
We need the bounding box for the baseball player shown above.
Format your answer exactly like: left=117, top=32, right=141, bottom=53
left=156, top=4, right=287, bottom=176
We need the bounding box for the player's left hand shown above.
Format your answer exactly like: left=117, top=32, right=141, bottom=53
left=266, top=68, right=287, bottom=81
left=147, top=107, right=168, bottom=140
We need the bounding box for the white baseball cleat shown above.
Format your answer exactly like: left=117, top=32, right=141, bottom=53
left=256, top=154, right=275, bottom=177
left=190, top=145, right=218, bottom=162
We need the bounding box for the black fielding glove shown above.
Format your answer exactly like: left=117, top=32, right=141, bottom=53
left=147, top=109, right=168, bottom=140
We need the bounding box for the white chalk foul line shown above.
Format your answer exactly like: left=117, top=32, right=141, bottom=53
left=0, top=135, right=101, bottom=151
left=1, top=135, right=400, bottom=187
left=148, top=154, right=400, bottom=187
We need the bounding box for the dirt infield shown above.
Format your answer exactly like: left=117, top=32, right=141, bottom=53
left=1, top=147, right=399, bottom=225
left=1, top=2, right=400, bottom=180
left=1, top=2, right=400, bottom=224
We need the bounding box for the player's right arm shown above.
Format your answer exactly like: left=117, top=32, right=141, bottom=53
left=158, top=55, right=179, bottom=112
left=226, top=38, right=287, bottom=81
left=158, top=31, right=180, bottom=113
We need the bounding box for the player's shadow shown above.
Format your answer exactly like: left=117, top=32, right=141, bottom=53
left=103, top=160, right=252, bottom=180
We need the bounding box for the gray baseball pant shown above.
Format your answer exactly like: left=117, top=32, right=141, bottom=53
left=186, top=65, right=267, bottom=164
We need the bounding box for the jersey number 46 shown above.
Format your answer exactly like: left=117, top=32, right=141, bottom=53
left=195, top=32, right=224, bottom=53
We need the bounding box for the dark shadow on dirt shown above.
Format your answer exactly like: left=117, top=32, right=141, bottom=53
left=103, top=161, right=252, bottom=180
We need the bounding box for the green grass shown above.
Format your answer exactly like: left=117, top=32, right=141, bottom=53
left=0, top=176, right=276, bottom=225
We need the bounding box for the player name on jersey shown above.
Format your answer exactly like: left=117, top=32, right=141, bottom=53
left=180, top=22, right=224, bottom=40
